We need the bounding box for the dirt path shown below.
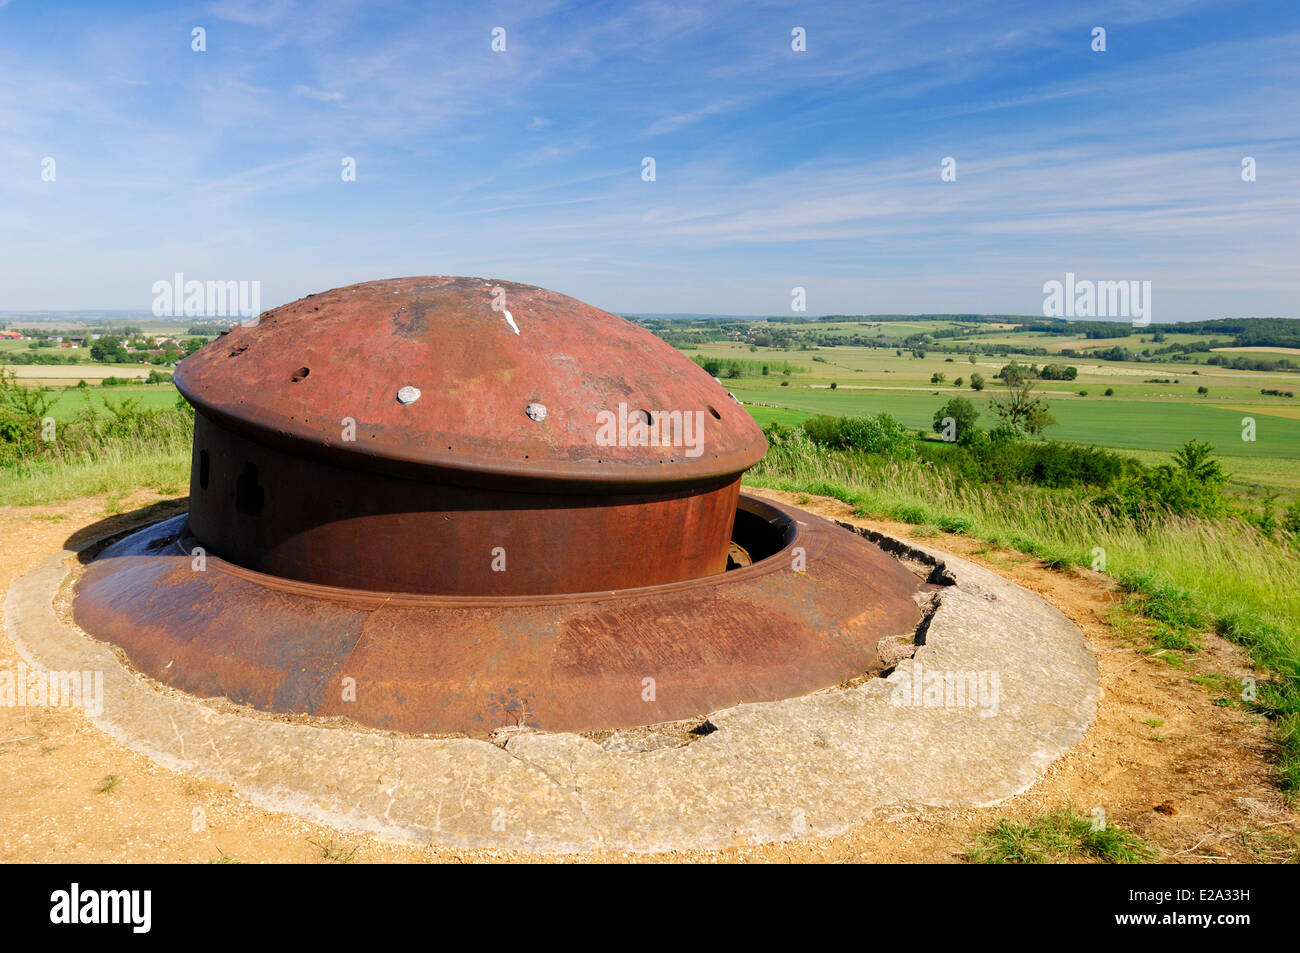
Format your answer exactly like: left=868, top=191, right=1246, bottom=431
left=0, top=488, right=1293, bottom=863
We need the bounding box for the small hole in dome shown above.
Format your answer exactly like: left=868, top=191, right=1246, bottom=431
left=638, top=409, right=654, bottom=426
left=708, top=405, right=721, bottom=419
left=291, top=366, right=310, bottom=382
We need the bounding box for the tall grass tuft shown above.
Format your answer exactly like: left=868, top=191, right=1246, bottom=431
left=1, top=369, right=193, bottom=505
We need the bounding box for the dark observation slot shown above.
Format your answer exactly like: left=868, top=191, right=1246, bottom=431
left=235, top=463, right=265, bottom=516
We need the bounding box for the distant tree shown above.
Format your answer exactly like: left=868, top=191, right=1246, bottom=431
left=989, top=363, right=1057, bottom=437
left=932, top=397, right=980, bottom=444
left=996, top=361, right=1034, bottom=382
left=1104, top=387, right=1114, bottom=396
left=829, top=381, right=838, bottom=390
left=1039, top=363, right=1078, bottom=381
left=89, top=336, right=128, bottom=363
left=930, top=372, right=946, bottom=384
left=969, top=372, right=985, bottom=392
left=953, top=377, right=964, bottom=387
left=1197, top=385, right=1209, bottom=395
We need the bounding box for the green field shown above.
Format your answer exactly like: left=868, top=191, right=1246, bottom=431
left=9, top=320, right=1300, bottom=496
left=734, top=386, right=1300, bottom=457
left=688, top=338, right=1300, bottom=492
left=40, top=384, right=180, bottom=419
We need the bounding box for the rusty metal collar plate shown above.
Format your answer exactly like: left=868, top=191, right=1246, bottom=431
left=73, top=497, right=926, bottom=736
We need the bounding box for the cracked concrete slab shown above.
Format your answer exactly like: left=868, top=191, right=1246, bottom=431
left=3, top=527, right=1098, bottom=854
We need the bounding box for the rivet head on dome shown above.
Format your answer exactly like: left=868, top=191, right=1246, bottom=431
left=396, top=385, right=421, bottom=404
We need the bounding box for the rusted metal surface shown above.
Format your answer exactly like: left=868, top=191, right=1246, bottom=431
left=73, top=496, right=925, bottom=737
left=175, top=276, right=765, bottom=594
left=186, top=414, right=741, bottom=594
left=175, top=277, right=766, bottom=488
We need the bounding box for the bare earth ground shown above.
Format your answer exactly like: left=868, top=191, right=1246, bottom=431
left=0, top=487, right=1294, bottom=864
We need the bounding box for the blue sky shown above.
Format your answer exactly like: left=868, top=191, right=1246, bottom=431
left=1, top=0, right=1297, bottom=319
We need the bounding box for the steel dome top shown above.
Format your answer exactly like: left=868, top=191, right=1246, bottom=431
left=175, top=276, right=766, bottom=487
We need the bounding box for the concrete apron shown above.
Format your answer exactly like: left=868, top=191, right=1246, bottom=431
left=4, top=526, right=1098, bottom=854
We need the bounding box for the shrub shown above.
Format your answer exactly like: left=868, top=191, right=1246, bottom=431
left=1094, top=441, right=1228, bottom=522
left=921, top=437, right=1128, bottom=489
left=931, top=397, right=980, bottom=445
left=801, top=413, right=916, bottom=460
left=1284, top=499, right=1300, bottom=535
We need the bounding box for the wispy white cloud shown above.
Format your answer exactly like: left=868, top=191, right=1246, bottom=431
left=644, top=97, right=755, bottom=136
left=292, top=83, right=343, bottom=103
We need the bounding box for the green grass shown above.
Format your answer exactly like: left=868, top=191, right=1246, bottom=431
left=42, top=385, right=180, bottom=420
left=309, top=838, right=359, bottom=863
left=94, top=774, right=122, bottom=795
left=0, top=444, right=189, bottom=506
left=745, top=401, right=1298, bottom=493
left=735, top=386, right=1300, bottom=460
left=1, top=371, right=192, bottom=505
left=1240, top=825, right=1300, bottom=863
left=688, top=333, right=1300, bottom=493
left=966, top=808, right=1160, bottom=863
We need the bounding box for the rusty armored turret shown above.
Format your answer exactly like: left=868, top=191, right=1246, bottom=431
left=74, top=277, right=924, bottom=735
